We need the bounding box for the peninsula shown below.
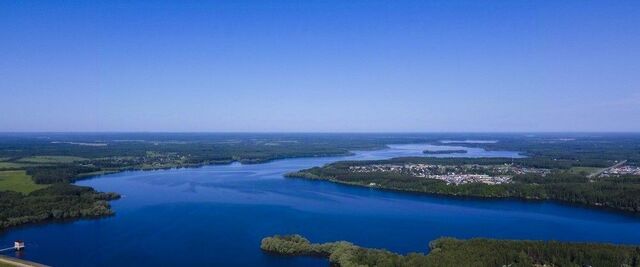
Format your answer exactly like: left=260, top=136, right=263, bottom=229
left=261, top=234, right=640, bottom=267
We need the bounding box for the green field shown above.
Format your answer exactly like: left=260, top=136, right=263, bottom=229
left=17, top=155, right=88, bottom=164
left=0, top=170, right=47, bottom=194
left=0, top=161, right=34, bottom=170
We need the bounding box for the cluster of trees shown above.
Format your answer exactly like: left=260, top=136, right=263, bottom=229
left=261, top=234, right=412, bottom=266
left=0, top=184, right=120, bottom=229
left=261, top=234, right=640, bottom=267
left=289, top=161, right=640, bottom=213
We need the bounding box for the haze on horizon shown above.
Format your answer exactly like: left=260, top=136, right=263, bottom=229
left=1, top=0, right=639, bottom=133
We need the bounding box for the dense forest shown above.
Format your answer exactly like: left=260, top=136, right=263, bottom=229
left=261, top=234, right=640, bottom=267
left=288, top=157, right=640, bottom=213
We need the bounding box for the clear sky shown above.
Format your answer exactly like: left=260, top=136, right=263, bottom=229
left=1, top=0, right=639, bottom=132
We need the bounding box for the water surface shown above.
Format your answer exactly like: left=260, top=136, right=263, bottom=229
left=1, top=144, right=639, bottom=266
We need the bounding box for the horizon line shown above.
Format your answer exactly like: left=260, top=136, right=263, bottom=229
left=1, top=131, right=640, bottom=134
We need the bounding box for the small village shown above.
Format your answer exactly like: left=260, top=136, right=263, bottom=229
left=425, top=173, right=511, bottom=185
left=601, top=165, right=640, bottom=177
left=348, top=163, right=550, bottom=185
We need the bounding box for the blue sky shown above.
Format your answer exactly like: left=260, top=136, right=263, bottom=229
left=1, top=0, right=639, bottom=132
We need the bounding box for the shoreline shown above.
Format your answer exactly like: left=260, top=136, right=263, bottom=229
left=0, top=255, right=49, bottom=267
left=72, top=150, right=359, bottom=182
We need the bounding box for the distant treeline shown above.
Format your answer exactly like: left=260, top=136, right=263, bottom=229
left=0, top=133, right=420, bottom=159
left=0, top=134, right=422, bottom=183
left=261, top=234, right=640, bottom=267
left=441, top=133, right=640, bottom=165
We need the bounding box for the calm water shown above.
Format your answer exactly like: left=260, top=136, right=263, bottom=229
left=1, top=144, right=640, bottom=266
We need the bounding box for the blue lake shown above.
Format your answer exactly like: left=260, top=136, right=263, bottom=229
left=1, top=144, right=640, bottom=266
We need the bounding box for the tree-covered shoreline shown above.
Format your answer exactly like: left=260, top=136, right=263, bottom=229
left=287, top=157, right=640, bottom=213
left=261, top=234, right=640, bottom=267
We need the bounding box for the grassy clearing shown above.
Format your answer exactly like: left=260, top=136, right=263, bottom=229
left=17, top=155, right=88, bottom=164
left=0, top=170, right=47, bottom=194
left=0, top=161, right=35, bottom=170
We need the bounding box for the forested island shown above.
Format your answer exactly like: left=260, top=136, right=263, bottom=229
left=261, top=234, right=640, bottom=267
